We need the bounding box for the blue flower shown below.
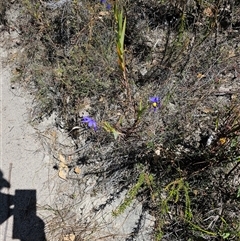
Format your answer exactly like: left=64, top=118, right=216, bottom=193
left=100, top=0, right=111, bottom=10
left=106, top=3, right=111, bottom=10
left=149, top=96, right=160, bottom=111
left=82, top=116, right=97, bottom=131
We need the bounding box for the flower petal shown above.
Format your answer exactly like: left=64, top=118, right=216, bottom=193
left=150, top=96, right=160, bottom=103
left=82, top=116, right=97, bottom=130
left=93, top=123, right=97, bottom=131
left=106, top=3, right=111, bottom=10
left=88, top=121, right=94, bottom=127
left=149, top=97, right=155, bottom=102
left=82, top=116, right=91, bottom=123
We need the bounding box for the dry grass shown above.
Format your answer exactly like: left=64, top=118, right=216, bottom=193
left=5, top=0, right=240, bottom=240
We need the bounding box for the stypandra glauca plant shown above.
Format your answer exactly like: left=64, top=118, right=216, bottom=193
left=80, top=3, right=159, bottom=141
left=101, top=1, right=151, bottom=140
left=102, top=2, right=163, bottom=140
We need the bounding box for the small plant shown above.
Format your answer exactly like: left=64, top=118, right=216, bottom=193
left=112, top=172, right=145, bottom=216
left=162, top=178, right=193, bottom=220
left=112, top=171, right=156, bottom=216
left=22, top=0, right=44, bottom=24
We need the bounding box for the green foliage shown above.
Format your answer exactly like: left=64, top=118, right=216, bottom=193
left=185, top=215, right=240, bottom=240
left=136, top=99, right=147, bottom=121
left=113, top=172, right=145, bottom=216
left=103, top=121, right=122, bottom=140
left=186, top=219, right=218, bottom=237
left=177, top=12, right=186, bottom=44
left=114, top=1, right=127, bottom=73
left=113, top=1, right=132, bottom=102
left=237, top=186, right=240, bottom=198
left=112, top=171, right=158, bottom=217
left=163, top=178, right=193, bottom=220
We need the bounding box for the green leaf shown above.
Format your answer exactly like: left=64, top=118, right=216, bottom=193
left=103, top=121, right=115, bottom=133
left=103, top=122, right=121, bottom=140
left=237, top=186, right=240, bottom=198
left=222, top=232, right=230, bottom=239
left=137, top=100, right=147, bottom=119
left=112, top=129, right=121, bottom=140
left=120, top=16, right=126, bottom=54
left=235, top=156, right=240, bottom=162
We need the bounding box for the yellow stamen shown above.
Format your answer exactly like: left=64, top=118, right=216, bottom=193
left=152, top=102, right=157, bottom=108
left=219, top=137, right=227, bottom=145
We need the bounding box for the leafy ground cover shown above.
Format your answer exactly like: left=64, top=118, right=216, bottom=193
left=2, top=0, right=240, bottom=240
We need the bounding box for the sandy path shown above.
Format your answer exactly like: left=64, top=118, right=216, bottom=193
left=0, top=30, right=56, bottom=241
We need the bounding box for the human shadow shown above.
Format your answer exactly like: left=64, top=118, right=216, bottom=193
left=0, top=169, right=46, bottom=241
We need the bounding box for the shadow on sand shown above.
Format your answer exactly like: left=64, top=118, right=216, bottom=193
left=0, top=169, right=46, bottom=241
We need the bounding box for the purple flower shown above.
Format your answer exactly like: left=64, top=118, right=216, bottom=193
left=82, top=116, right=97, bottom=131
left=100, top=0, right=111, bottom=10
left=149, top=96, right=160, bottom=111
left=106, top=3, right=111, bottom=10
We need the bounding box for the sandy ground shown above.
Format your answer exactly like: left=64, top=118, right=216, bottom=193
left=0, top=28, right=58, bottom=240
